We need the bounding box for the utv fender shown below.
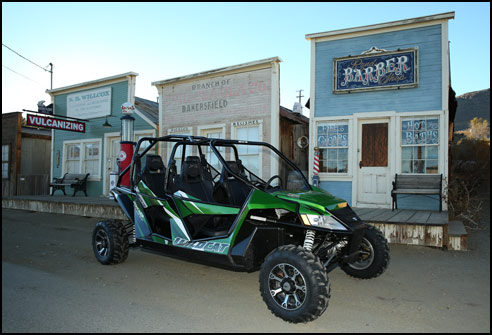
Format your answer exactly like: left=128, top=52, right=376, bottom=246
left=230, top=226, right=285, bottom=271
left=112, top=188, right=134, bottom=222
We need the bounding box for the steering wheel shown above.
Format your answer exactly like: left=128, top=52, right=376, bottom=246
left=265, top=175, right=283, bottom=191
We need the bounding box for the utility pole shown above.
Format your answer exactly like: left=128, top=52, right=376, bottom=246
left=49, top=63, right=53, bottom=90
left=296, top=89, right=304, bottom=104
left=294, top=89, right=304, bottom=113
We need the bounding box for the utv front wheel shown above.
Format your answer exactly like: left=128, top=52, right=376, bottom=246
left=92, top=220, right=129, bottom=265
left=259, top=245, right=330, bottom=323
left=341, top=225, right=390, bottom=279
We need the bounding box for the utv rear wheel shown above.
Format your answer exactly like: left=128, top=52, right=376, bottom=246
left=92, top=220, right=129, bottom=265
left=259, top=245, right=330, bottom=323
left=341, top=225, right=389, bottom=279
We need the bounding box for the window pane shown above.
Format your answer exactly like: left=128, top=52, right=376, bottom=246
left=67, top=160, right=79, bottom=173
left=413, top=160, right=425, bottom=174
left=2, top=162, right=8, bottom=178
left=338, top=148, right=348, bottom=161
left=327, top=160, right=337, bottom=173
left=2, top=145, right=8, bottom=161
left=426, top=160, right=438, bottom=174
left=402, top=130, right=414, bottom=145
left=426, top=146, right=438, bottom=159
left=402, top=160, right=412, bottom=173
left=402, top=147, right=413, bottom=160
left=327, top=148, right=337, bottom=160
left=68, top=144, right=80, bottom=159
left=337, top=160, right=348, bottom=173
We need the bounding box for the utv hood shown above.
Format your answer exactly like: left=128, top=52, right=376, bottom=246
left=272, top=186, right=348, bottom=214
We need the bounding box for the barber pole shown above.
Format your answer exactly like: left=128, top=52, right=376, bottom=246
left=313, top=147, right=320, bottom=187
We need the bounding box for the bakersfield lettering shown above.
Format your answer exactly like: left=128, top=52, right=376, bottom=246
left=182, top=99, right=228, bottom=113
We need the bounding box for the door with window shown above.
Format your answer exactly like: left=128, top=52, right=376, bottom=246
left=357, top=120, right=390, bottom=206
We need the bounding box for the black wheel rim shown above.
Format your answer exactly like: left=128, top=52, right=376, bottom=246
left=95, top=229, right=110, bottom=257
left=348, top=237, right=374, bottom=270
left=268, top=263, right=307, bottom=311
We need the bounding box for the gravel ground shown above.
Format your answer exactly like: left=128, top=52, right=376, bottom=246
left=2, top=200, right=490, bottom=333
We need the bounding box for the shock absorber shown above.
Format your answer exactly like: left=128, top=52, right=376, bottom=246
left=303, top=230, right=316, bottom=251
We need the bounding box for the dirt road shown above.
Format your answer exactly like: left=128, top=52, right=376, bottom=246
left=2, top=207, right=490, bottom=332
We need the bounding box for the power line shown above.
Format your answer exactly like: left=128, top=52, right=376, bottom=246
left=2, top=64, right=43, bottom=86
left=2, top=43, right=51, bottom=73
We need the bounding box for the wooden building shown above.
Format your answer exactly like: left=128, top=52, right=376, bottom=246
left=152, top=57, right=308, bottom=178
left=2, top=112, right=51, bottom=196
left=306, top=12, right=455, bottom=211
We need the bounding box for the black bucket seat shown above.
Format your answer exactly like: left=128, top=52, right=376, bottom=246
left=218, top=160, right=251, bottom=206
left=177, top=156, right=214, bottom=202
left=141, top=155, right=166, bottom=198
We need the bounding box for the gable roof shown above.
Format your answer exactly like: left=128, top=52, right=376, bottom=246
left=134, top=96, right=158, bottom=125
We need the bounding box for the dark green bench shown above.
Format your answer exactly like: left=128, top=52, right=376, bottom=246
left=391, top=174, right=442, bottom=212
left=50, top=173, right=90, bottom=197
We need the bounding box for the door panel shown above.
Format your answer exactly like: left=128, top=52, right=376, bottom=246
left=358, top=121, right=390, bottom=205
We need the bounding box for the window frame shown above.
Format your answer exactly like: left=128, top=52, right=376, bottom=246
left=2, top=144, right=10, bottom=180
left=62, top=138, right=102, bottom=180
left=231, top=120, right=263, bottom=178
left=400, top=116, right=440, bottom=175
left=315, top=119, right=351, bottom=176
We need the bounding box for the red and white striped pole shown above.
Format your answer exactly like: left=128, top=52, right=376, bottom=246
left=313, top=147, right=320, bottom=187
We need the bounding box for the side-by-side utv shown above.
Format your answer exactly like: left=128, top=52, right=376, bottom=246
left=92, top=135, right=389, bottom=323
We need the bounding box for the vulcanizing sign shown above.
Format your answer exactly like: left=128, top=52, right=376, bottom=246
left=26, top=114, right=85, bottom=133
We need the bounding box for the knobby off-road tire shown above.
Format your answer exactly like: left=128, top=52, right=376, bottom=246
left=259, top=245, right=331, bottom=323
left=341, top=225, right=390, bottom=279
left=92, top=220, right=129, bottom=265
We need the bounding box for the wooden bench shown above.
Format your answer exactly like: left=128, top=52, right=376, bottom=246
left=391, top=174, right=442, bottom=212
left=50, top=173, right=90, bottom=197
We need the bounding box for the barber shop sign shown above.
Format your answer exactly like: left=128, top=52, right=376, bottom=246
left=333, top=47, right=418, bottom=93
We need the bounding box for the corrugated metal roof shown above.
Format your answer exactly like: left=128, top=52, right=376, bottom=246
left=134, top=97, right=158, bottom=125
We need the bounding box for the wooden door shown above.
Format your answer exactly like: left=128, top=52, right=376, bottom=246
left=357, top=121, right=390, bottom=205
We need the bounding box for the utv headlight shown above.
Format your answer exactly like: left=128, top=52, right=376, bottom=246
left=300, top=214, right=348, bottom=231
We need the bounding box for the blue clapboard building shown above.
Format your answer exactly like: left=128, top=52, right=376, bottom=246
left=305, top=12, right=455, bottom=211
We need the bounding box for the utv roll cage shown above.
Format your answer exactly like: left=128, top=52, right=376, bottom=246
left=116, top=135, right=312, bottom=193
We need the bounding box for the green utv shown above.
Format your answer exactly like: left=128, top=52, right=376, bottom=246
left=92, top=135, right=390, bottom=323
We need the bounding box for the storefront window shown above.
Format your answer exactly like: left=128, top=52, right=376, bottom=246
left=64, top=140, right=101, bottom=178
left=401, top=117, right=439, bottom=174
left=235, top=126, right=260, bottom=176
left=316, top=121, right=349, bottom=173
left=2, top=144, right=9, bottom=179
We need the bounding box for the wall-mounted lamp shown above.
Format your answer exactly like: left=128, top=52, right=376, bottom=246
left=102, top=116, right=112, bottom=128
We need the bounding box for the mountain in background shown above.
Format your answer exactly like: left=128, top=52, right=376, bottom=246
left=454, top=88, right=490, bottom=131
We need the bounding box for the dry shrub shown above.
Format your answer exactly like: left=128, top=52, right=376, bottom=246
left=447, top=138, right=490, bottom=229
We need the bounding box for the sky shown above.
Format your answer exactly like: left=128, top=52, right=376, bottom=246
left=2, top=2, right=490, bottom=117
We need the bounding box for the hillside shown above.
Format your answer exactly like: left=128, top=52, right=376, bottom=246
left=454, top=88, right=490, bottom=131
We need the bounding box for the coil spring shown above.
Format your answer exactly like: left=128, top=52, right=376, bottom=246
left=303, top=230, right=316, bottom=251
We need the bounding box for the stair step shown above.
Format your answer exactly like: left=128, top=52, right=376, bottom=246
left=448, top=220, right=467, bottom=236
left=447, top=220, right=467, bottom=251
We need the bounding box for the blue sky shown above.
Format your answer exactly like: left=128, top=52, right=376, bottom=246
left=2, top=2, right=490, bottom=116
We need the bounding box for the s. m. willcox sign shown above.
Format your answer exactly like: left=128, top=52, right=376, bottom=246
left=333, top=48, right=417, bottom=93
